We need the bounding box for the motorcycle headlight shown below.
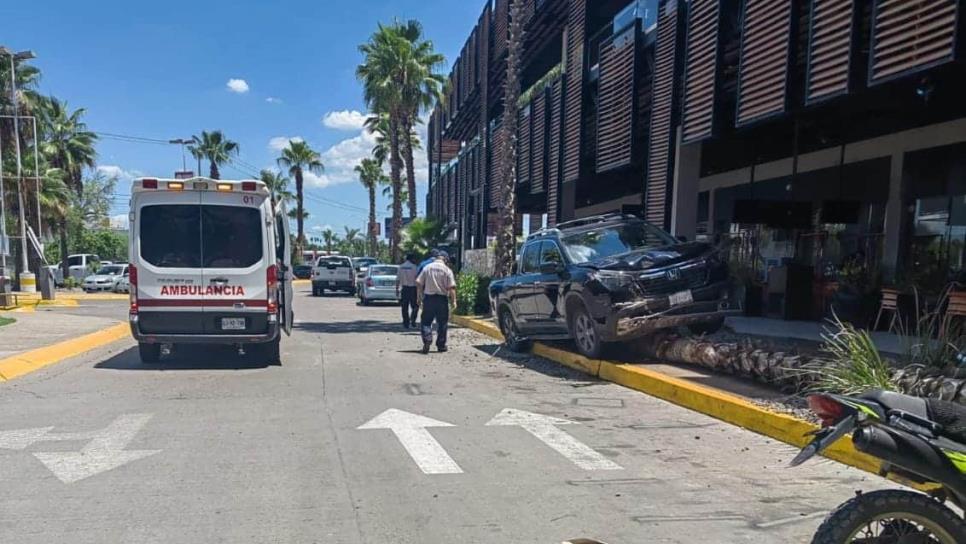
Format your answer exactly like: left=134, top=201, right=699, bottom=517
left=591, top=270, right=634, bottom=292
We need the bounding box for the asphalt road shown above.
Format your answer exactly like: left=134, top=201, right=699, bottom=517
left=0, top=286, right=893, bottom=543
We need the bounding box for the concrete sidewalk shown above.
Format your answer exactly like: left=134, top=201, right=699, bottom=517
left=0, top=310, right=122, bottom=360
left=727, top=316, right=907, bottom=356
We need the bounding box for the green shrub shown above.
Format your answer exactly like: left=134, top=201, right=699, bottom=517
left=64, top=276, right=80, bottom=290
left=455, top=272, right=479, bottom=316
left=803, top=314, right=897, bottom=395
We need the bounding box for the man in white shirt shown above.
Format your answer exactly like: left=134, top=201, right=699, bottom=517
left=396, top=253, right=419, bottom=328
left=415, top=250, right=457, bottom=354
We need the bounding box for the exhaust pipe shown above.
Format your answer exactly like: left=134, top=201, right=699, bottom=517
left=853, top=426, right=966, bottom=501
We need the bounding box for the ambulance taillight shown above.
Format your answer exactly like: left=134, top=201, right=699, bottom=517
left=128, top=265, right=138, bottom=315
left=141, top=179, right=158, bottom=189
left=266, top=264, right=278, bottom=317
left=242, top=182, right=257, bottom=192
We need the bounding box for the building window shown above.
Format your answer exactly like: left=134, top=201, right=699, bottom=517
left=613, top=0, right=657, bottom=35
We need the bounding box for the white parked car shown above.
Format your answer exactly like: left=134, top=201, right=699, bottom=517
left=83, top=264, right=128, bottom=292
left=114, top=273, right=131, bottom=293
left=358, top=265, right=399, bottom=306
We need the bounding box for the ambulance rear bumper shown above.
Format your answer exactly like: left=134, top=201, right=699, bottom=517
left=129, top=312, right=279, bottom=344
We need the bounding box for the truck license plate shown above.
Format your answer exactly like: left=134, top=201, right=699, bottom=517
left=221, top=317, right=246, bottom=330
left=668, top=290, right=693, bottom=307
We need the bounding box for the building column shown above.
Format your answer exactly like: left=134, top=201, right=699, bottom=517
left=881, top=152, right=905, bottom=282
left=670, top=127, right=701, bottom=239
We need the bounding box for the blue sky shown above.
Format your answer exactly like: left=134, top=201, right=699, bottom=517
left=1, top=0, right=484, bottom=238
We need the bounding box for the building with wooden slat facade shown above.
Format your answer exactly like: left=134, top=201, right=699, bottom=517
left=427, top=0, right=966, bottom=289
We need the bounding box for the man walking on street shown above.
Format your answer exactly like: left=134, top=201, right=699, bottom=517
left=415, top=250, right=456, bottom=354
left=396, top=253, right=419, bottom=329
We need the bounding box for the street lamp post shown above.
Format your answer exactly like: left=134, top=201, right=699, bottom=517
left=169, top=138, right=193, bottom=175
left=0, top=47, right=36, bottom=276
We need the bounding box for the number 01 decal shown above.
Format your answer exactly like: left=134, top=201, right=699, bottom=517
left=243, top=195, right=256, bottom=205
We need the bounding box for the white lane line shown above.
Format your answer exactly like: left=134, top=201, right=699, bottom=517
left=486, top=409, right=623, bottom=471
left=358, top=409, right=463, bottom=475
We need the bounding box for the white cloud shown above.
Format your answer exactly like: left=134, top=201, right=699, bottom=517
left=96, top=165, right=141, bottom=183
left=265, top=96, right=283, bottom=104
left=226, top=78, right=250, bottom=93
left=311, top=224, right=333, bottom=233
left=322, top=110, right=368, bottom=131
left=307, top=126, right=430, bottom=189
left=268, top=136, right=304, bottom=152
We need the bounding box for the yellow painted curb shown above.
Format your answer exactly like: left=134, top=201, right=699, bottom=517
left=55, top=292, right=128, bottom=301
left=452, top=315, right=883, bottom=476
left=0, top=322, right=130, bottom=382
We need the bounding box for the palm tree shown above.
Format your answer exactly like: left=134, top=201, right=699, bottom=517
left=391, top=20, right=446, bottom=220
left=187, top=130, right=238, bottom=180
left=259, top=169, right=293, bottom=207
left=277, top=140, right=324, bottom=256
left=358, top=24, right=409, bottom=262
left=39, top=97, right=97, bottom=196
left=37, top=96, right=98, bottom=276
left=494, top=0, right=525, bottom=278
left=401, top=217, right=452, bottom=257
left=321, top=229, right=340, bottom=254
left=343, top=227, right=361, bottom=256
left=366, top=114, right=392, bottom=167
left=355, top=157, right=386, bottom=257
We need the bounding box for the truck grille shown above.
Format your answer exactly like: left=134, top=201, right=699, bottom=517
left=636, top=263, right=708, bottom=295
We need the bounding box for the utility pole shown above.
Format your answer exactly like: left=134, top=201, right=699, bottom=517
left=0, top=130, right=7, bottom=287
left=1, top=47, right=36, bottom=277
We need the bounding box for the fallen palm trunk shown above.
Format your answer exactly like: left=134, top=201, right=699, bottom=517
left=633, top=333, right=966, bottom=406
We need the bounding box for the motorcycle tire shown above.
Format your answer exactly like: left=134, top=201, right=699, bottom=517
left=811, top=489, right=965, bottom=544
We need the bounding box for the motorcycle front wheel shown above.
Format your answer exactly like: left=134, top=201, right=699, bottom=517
left=812, top=489, right=965, bottom=544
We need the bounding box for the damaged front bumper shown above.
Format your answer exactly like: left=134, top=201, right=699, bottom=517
left=598, top=281, right=740, bottom=341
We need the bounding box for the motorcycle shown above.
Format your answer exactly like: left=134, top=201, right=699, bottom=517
left=792, top=389, right=966, bottom=543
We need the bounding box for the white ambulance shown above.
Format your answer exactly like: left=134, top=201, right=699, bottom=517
left=128, top=177, right=294, bottom=363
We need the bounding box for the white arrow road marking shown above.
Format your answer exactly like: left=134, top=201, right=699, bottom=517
left=31, top=414, right=160, bottom=484
left=486, top=409, right=623, bottom=471
left=0, top=426, right=54, bottom=450
left=358, top=409, right=463, bottom=475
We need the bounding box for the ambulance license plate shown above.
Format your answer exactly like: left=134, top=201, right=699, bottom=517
left=668, top=290, right=693, bottom=307
left=221, top=317, right=246, bottom=330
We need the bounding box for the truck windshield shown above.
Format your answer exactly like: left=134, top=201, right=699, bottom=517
left=561, top=222, right=676, bottom=264
left=140, top=205, right=262, bottom=269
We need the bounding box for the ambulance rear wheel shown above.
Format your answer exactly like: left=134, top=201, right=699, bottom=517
left=138, top=343, right=161, bottom=364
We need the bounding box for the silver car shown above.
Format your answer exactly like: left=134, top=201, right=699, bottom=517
left=82, top=264, right=127, bottom=292
left=358, top=265, right=399, bottom=306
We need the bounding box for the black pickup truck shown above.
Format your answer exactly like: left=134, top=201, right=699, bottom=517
left=488, top=214, right=738, bottom=357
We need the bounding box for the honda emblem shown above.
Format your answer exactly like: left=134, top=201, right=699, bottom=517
left=665, top=268, right=680, bottom=281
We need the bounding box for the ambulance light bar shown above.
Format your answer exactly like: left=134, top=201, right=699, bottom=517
left=241, top=182, right=257, bottom=191
left=141, top=179, right=158, bottom=189
left=217, top=183, right=233, bottom=192
left=193, top=182, right=209, bottom=191
left=167, top=182, right=184, bottom=191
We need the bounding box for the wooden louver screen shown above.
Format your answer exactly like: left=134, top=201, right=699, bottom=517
left=530, top=89, right=547, bottom=194
left=493, top=0, right=510, bottom=59
left=562, top=0, right=586, bottom=183
left=596, top=27, right=637, bottom=173
left=517, top=104, right=532, bottom=189
left=870, top=0, right=959, bottom=84
left=645, top=1, right=679, bottom=228
left=736, top=0, right=793, bottom=125
left=546, top=78, right=563, bottom=225
left=682, top=0, right=719, bottom=142
left=488, top=123, right=506, bottom=208
left=806, top=0, right=855, bottom=103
